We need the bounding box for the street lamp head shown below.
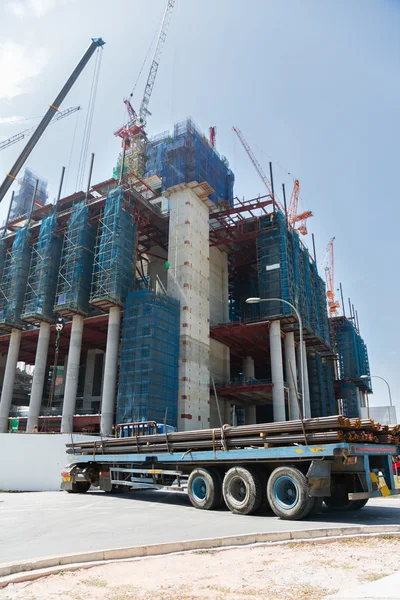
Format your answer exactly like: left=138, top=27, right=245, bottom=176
left=246, top=297, right=261, bottom=304
left=360, top=375, right=368, bottom=379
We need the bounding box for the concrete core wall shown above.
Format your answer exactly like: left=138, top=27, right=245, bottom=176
left=166, top=184, right=211, bottom=430
left=209, top=246, right=229, bottom=325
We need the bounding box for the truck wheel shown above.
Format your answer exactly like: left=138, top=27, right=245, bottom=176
left=187, top=468, right=223, bottom=510
left=67, top=481, right=91, bottom=494
left=324, top=497, right=368, bottom=511
left=267, top=466, right=314, bottom=520
left=223, top=467, right=262, bottom=515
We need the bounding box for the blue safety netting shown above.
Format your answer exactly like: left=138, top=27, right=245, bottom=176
left=55, top=201, right=95, bottom=315
left=335, top=317, right=371, bottom=390
left=22, top=213, right=62, bottom=321
left=145, top=119, right=235, bottom=207
left=340, top=381, right=359, bottom=418
left=0, top=226, right=31, bottom=326
left=91, top=187, right=136, bottom=306
left=117, top=290, right=180, bottom=427
left=308, top=353, right=337, bottom=417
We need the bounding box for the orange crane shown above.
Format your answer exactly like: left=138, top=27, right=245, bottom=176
left=325, top=236, right=340, bottom=317
left=287, top=179, right=313, bottom=235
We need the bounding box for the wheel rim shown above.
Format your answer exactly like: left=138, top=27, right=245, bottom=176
left=274, top=476, right=299, bottom=509
left=230, top=476, right=248, bottom=504
left=192, top=476, right=207, bottom=502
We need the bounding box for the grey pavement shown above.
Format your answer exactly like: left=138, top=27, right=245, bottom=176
left=0, top=490, right=399, bottom=564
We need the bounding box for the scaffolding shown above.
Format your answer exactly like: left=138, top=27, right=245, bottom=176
left=55, top=201, right=95, bottom=318
left=90, top=187, right=137, bottom=311
left=334, top=317, right=371, bottom=388
left=10, top=168, right=48, bottom=221
left=308, top=352, right=337, bottom=417
left=145, top=118, right=235, bottom=207
left=117, top=289, right=180, bottom=427
left=22, top=213, right=62, bottom=324
left=0, top=226, right=31, bottom=329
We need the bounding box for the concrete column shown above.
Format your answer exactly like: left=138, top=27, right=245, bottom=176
left=0, top=354, right=6, bottom=391
left=242, top=356, right=255, bottom=381
left=302, top=342, right=311, bottom=419
left=0, top=329, right=22, bottom=432
left=26, top=321, right=51, bottom=432
left=61, top=315, right=84, bottom=433
left=355, top=388, right=362, bottom=415
left=83, top=349, right=96, bottom=409
left=245, top=405, right=257, bottom=425
left=269, top=320, right=286, bottom=422
left=284, top=332, right=299, bottom=421
left=100, top=306, right=121, bottom=436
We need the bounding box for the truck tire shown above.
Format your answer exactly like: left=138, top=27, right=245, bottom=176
left=223, top=467, right=262, bottom=515
left=267, top=466, right=314, bottom=520
left=67, top=481, right=91, bottom=494
left=324, top=476, right=367, bottom=511
left=187, top=468, right=223, bottom=510
left=324, top=497, right=368, bottom=511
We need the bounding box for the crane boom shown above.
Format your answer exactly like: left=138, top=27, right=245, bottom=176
left=0, top=37, right=104, bottom=206
left=287, top=179, right=313, bottom=235
left=0, top=106, right=81, bottom=152
left=232, top=126, right=285, bottom=212
left=139, top=0, right=175, bottom=121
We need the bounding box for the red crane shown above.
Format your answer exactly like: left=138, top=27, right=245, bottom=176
left=325, top=237, right=340, bottom=317
left=287, top=179, right=313, bottom=235
left=209, top=126, right=216, bottom=148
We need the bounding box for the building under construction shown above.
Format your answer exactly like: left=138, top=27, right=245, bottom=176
left=0, top=114, right=373, bottom=434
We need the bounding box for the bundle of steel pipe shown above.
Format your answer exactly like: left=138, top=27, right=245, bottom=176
left=66, top=413, right=399, bottom=456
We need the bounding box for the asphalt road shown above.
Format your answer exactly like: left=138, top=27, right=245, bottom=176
left=0, top=490, right=399, bottom=564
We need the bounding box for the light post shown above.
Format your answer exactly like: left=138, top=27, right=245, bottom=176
left=245, top=297, right=307, bottom=418
left=361, top=374, right=392, bottom=407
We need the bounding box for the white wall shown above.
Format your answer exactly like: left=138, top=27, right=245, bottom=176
left=0, top=433, right=99, bottom=491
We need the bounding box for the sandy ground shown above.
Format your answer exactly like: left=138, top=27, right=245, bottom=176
left=1, top=536, right=400, bottom=600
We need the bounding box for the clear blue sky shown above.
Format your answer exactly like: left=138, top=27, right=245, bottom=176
left=0, top=0, right=399, bottom=413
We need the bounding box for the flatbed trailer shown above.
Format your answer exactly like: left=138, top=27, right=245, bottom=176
left=62, top=439, right=400, bottom=520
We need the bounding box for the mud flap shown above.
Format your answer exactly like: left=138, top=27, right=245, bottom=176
left=307, top=461, right=331, bottom=497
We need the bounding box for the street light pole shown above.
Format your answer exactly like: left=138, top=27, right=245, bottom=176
left=245, top=297, right=307, bottom=418
left=361, top=374, right=392, bottom=407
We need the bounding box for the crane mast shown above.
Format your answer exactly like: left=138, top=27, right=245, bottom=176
left=325, top=236, right=340, bottom=317
left=287, top=179, right=313, bottom=235
left=0, top=106, right=81, bottom=152
left=0, top=38, right=104, bottom=207
left=232, top=126, right=285, bottom=212
left=114, top=0, right=175, bottom=180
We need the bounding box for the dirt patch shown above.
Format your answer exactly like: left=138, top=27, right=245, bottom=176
left=1, top=536, right=400, bottom=600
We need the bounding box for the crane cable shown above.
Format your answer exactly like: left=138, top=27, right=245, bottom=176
left=75, top=48, right=103, bottom=191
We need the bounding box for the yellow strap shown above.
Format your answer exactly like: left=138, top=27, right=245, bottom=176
left=50, top=104, right=59, bottom=111
left=6, top=173, right=16, bottom=180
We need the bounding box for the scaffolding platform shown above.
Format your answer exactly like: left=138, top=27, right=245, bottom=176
left=0, top=226, right=31, bottom=332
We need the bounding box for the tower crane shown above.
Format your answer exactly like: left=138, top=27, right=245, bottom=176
left=0, top=106, right=81, bottom=152
left=287, top=179, right=313, bottom=235
left=114, top=0, right=175, bottom=179
left=0, top=37, right=105, bottom=207
left=233, top=126, right=284, bottom=212
left=325, top=236, right=340, bottom=317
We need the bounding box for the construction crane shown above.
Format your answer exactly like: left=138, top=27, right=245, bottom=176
left=0, top=106, right=81, bottom=152
left=209, top=126, right=216, bottom=149
left=325, top=237, right=340, bottom=317
left=232, top=126, right=285, bottom=213
left=114, top=0, right=175, bottom=179
left=287, top=179, right=313, bottom=235
left=0, top=37, right=105, bottom=207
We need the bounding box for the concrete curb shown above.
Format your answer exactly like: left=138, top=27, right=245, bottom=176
left=1, top=525, right=399, bottom=589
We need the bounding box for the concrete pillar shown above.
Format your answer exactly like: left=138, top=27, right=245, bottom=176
left=302, top=342, right=311, bottom=419
left=83, top=349, right=96, bottom=409
left=0, top=329, right=22, bottom=432
left=61, top=315, right=84, bottom=433
left=26, top=321, right=51, bottom=432
left=0, top=354, right=6, bottom=391
left=100, top=306, right=121, bottom=436
left=269, top=320, right=286, bottom=422
left=284, top=332, right=299, bottom=421
left=355, top=388, right=362, bottom=415
left=242, top=356, right=255, bottom=381
left=245, top=405, right=257, bottom=425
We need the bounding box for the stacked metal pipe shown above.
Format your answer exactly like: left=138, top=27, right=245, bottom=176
left=66, top=415, right=400, bottom=456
